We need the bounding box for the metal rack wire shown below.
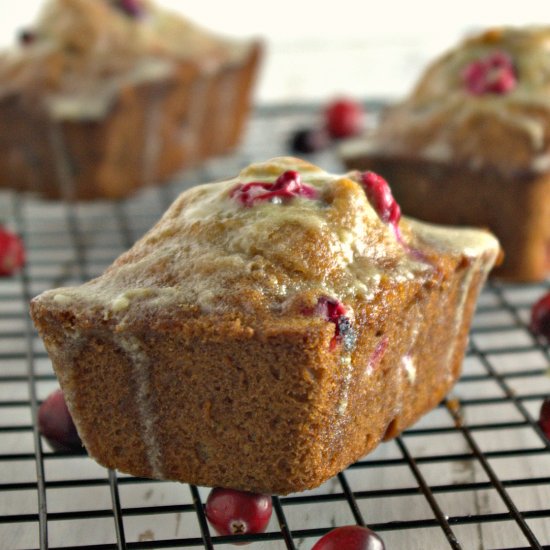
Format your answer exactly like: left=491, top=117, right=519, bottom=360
left=1, top=104, right=550, bottom=550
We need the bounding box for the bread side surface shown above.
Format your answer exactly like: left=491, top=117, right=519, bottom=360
left=30, top=157, right=501, bottom=494
left=31, top=253, right=490, bottom=494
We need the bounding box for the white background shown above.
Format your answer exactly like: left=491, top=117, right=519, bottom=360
left=0, top=1, right=549, bottom=103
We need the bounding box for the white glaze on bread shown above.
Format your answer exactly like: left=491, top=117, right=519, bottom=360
left=40, top=158, right=500, bottom=324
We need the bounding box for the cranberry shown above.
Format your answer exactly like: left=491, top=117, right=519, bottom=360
left=359, top=171, right=401, bottom=237
left=324, top=98, right=364, bottom=139
left=530, top=292, right=550, bottom=341
left=0, top=226, right=25, bottom=276
left=463, top=51, right=517, bottom=95
left=313, top=296, right=356, bottom=351
left=18, top=29, right=36, bottom=46
left=289, top=127, right=330, bottom=154
left=38, top=389, right=83, bottom=453
left=205, top=488, right=272, bottom=539
left=539, top=398, right=550, bottom=439
left=116, top=0, right=144, bottom=17
left=312, top=525, right=385, bottom=550
left=230, top=170, right=318, bottom=207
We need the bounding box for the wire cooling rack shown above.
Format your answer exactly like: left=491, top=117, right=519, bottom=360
left=1, top=104, right=550, bottom=550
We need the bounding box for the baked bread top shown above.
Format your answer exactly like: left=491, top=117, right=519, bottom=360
left=352, top=26, right=550, bottom=175
left=34, top=157, right=500, bottom=334
left=0, top=0, right=253, bottom=119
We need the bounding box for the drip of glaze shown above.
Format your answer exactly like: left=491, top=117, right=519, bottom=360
left=117, top=335, right=164, bottom=479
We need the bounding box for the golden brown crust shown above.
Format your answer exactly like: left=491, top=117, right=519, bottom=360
left=30, top=158, right=500, bottom=494
left=30, top=255, right=492, bottom=494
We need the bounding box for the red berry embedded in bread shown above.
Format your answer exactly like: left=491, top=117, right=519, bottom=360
left=205, top=488, right=272, bottom=538
left=315, top=296, right=356, bottom=351
left=359, top=171, right=402, bottom=240
left=311, top=525, right=385, bottom=550
left=230, top=170, right=318, bottom=207
left=463, top=51, right=517, bottom=95
left=0, top=226, right=25, bottom=276
left=530, top=292, right=550, bottom=341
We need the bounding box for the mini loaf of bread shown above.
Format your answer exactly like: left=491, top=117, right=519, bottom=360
left=341, top=26, right=550, bottom=281
left=0, top=0, right=261, bottom=200
left=31, top=157, right=500, bottom=495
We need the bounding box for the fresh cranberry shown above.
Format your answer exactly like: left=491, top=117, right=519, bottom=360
left=539, top=398, right=550, bottom=439
left=313, top=296, right=356, bottom=351
left=205, top=488, right=272, bottom=539
left=359, top=171, right=401, bottom=237
left=289, top=127, right=330, bottom=154
left=0, top=226, right=25, bottom=276
left=116, top=0, right=144, bottom=17
left=230, top=170, right=318, bottom=207
left=463, top=51, right=517, bottom=95
left=38, top=389, right=83, bottom=453
left=530, top=292, right=550, bottom=341
left=312, top=525, right=385, bottom=550
left=324, top=98, right=364, bottom=139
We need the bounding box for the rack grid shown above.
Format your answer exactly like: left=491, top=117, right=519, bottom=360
left=1, top=104, right=550, bottom=550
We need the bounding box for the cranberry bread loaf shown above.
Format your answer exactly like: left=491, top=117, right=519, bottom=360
left=30, top=157, right=500, bottom=495
left=341, top=26, right=550, bottom=281
left=0, top=0, right=261, bottom=200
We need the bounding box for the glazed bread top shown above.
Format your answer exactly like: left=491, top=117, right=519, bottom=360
left=0, top=0, right=253, bottom=118
left=33, top=157, right=500, bottom=333
left=358, top=26, right=550, bottom=175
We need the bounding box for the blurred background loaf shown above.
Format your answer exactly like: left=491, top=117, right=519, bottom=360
left=0, top=0, right=261, bottom=200
left=2, top=0, right=550, bottom=104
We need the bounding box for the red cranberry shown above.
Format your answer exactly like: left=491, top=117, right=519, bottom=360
left=289, top=127, right=330, bottom=154
left=38, top=389, right=83, bottom=453
left=116, top=0, right=144, bottom=17
left=18, top=29, right=36, bottom=46
left=230, top=170, right=318, bottom=207
left=312, top=525, right=385, bottom=550
left=205, top=488, right=272, bottom=539
left=314, top=296, right=356, bottom=351
left=530, top=292, right=550, bottom=341
left=324, top=98, right=364, bottom=139
left=539, top=398, right=550, bottom=439
left=359, top=171, right=401, bottom=238
left=317, top=296, right=347, bottom=322
left=0, top=226, right=25, bottom=276
left=463, top=51, right=517, bottom=95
